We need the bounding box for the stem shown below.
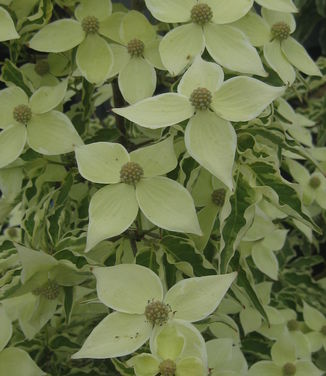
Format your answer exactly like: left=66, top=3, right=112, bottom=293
left=129, top=237, right=138, bottom=256
left=112, top=79, right=127, bottom=137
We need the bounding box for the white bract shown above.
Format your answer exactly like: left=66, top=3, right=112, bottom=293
left=114, top=56, right=284, bottom=189
left=303, top=302, right=326, bottom=352
left=0, top=6, right=19, bottom=41
left=75, top=138, right=202, bottom=251
left=72, top=263, right=237, bottom=359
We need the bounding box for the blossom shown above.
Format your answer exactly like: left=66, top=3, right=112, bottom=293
left=72, top=263, right=237, bottom=359
left=0, top=82, right=83, bottom=169
left=0, top=6, right=19, bottom=41
left=75, top=137, right=201, bottom=251
left=303, top=302, right=326, bottom=352
left=29, top=0, right=115, bottom=83
left=145, top=0, right=266, bottom=76
left=114, top=56, right=284, bottom=189
left=232, top=9, right=321, bottom=85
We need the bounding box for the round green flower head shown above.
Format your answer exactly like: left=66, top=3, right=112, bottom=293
left=120, top=162, right=144, bottom=185
left=144, top=300, right=171, bottom=326
left=321, top=325, right=326, bottom=336
left=34, top=59, right=50, bottom=76
left=81, top=16, right=99, bottom=34
left=271, top=22, right=291, bottom=41
left=33, top=280, right=60, bottom=300
left=13, top=104, right=32, bottom=124
left=190, top=87, right=212, bottom=111
left=127, top=38, right=145, bottom=57
left=309, top=176, right=321, bottom=189
left=211, top=189, right=226, bottom=206
left=190, top=3, right=213, bottom=25
left=159, top=359, right=177, bottom=376
left=287, top=319, right=299, bottom=331
left=282, top=363, right=296, bottom=376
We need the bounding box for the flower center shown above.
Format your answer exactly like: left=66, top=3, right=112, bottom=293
left=191, top=3, right=213, bottom=25
left=271, top=22, right=291, bottom=41
left=309, top=176, right=321, bottom=189
left=287, top=319, right=299, bottom=331
left=211, top=189, right=226, bottom=207
left=82, top=16, right=99, bottom=33
left=32, top=280, right=60, bottom=300
left=144, top=300, right=171, bottom=326
left=13, top=104, right=32, bottom=124
left=127, top=38, right=145, bottom=57
left=282, top=363, right=296, bottom=376
left=159, top=359, right=176, bottom=376
left=120, top=162, right=144, bottom=185
left=321, top=325, right=326, bottom=336
left=34, top=59, right=50, bottom=76
left=190, top=87, right=212, bottom=110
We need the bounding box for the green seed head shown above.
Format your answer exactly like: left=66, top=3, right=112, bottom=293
left=190, top=87, right=212, bottom=110
left=34, top=59, right=50, bottom=76
left=287, top=319, right=299, bottom=331
left=82, top=16, right=99, bottom=33
left=191, top=3, right=213, bottom=25
left=282, top=363, right=296, bottom=376
left=120, top=162, right=144, bottom=185
left=144, top=300, right=171, bottom=326
left=321, top=325, right=326, bottom=336
left=32, top=280, right=60, bottom=300
left=309, top=176, right=321, bottom=189
left=271, top=22, right=291, bottom=41
left=159, top=359, right=176, bottom=376
left=127, top=38, right=145, bottom=57
left=13, top=104, right=32, bottom=124
left=211, top=189, right=226, bottom=207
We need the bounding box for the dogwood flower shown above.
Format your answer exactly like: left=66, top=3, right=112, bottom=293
left=248, top=336, right=322, bottom=376
left=72, top=263, right=236, bottom=359
left=29, top=0, right=114, bottom=83
left=128, top=325, right=207, bottom=376
left=303, top=302, right=326, bottom=352
left=232, top=9, right=321, bottom=85
left=114, top=57, right=284, bottom=189
left=0, top=82, right=83, bottom=169
left=145, top=0, right=266, bottom=76
left=0, top=6, right=19, bottom=41
left=75, top=137, right=201, bottom=251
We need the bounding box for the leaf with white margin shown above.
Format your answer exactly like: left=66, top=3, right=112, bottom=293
left=264, top=41, right=296, bottom=85
left=255, top=0, right=298, bottom=12
left=0, top=348, right=46, bottom=376
left=86, top=183, right=139, bottom=251
left=118, top=58, right=156, bottom=104
left=282, top=37, right=322, bottom=77
left=74, top=0, right=112, bottom=22
left=248, top=361, right=281, bottom=376
left=205, top=0, right=253, bottom=24
left=15, top=244, right=58, bottom=283
left=231, top=11, right=270, bottom=47
left=120, top=10, right=156, bottom=45
left=94, top=264, right=163, bottom=314
left=29, top=19, right=85, bottom=53
left=130, top=137, right=177, bottom=177
left=0, top=124, right=27, bottom=168
left=177, top=56, right=224, bottom=97
left=76, top=34, right=113, bottom=84
left=0, top=86, right=28, bottom=129
left=0, top=306, right=12, bottom=351
left=159, top=24, right=205, bottom=76
left=29, top=80, right=68, bottom=114
left=185, top=111, right=236, bottom=190
left=0, top=7, right=19, bottom=41
left=303, top=302, right=325, bottom=331
left=75, top=142, right=129, bottom=184
left=72, top=312, right=152, bottom=359
left=164, top=272, right=237, bottom=322
left=136, top=177, right=202, bottom=235
left=211, top=77, right=284, bottom=122
left=144, top=0, right=195, bottom=22
left=27, top=111, right=83, bottom=155
left=204, top=23, right=267, bottom=76
left=113, top=93, right=194, bottom=129
left=252, top=246, right=279, bottom=280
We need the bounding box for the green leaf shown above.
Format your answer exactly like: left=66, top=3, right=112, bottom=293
left=0, top=306, right=12, bottom=352
left=63, top=286, right=74, bottom=324
left=1, top=60, right=33, bottom=97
